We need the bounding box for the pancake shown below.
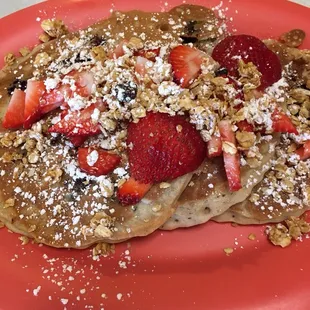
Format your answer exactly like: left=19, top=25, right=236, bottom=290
left=213, top=158, right=310, bottom=225
left=0, top=4, right=222, bottom=248
left=161, top=135, right=279, bottom=230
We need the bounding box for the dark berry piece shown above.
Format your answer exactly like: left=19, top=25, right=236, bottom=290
left=7, top=79, right=27, bottom=95
left=112, top=82, right=137, bottom=103
left=181, top=36, right=198, bottom=44
left=215, top=67, right=228, bottom=77
left=90, top=35, right=106, bottom=46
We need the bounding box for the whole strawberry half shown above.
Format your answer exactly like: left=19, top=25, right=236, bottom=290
left=127, top=112, right=206, bottom=184
left=212, top=35, right=282, bottom=89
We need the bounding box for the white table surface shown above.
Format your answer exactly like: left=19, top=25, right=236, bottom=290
left=0, top=0, right=309, bottom=18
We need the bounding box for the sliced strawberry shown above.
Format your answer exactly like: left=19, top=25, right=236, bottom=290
left=207, top=135, right=222, bottom=158
left=135, top=56, right=150, bottom=77
left=168, top=45, right=204, bottom=88
left=212, top=35, right=282, bottom=89
left=74, top=71, right=94, bottom=97
left=272, top=109, right=298, bottom=135
left=24, top=80, right=46, bottom=129
left=117, top=177, right=152, bottom=206
left=109, top=40, right=129, bottom=59
left=236, top=120, right=254, bottom=132
left=134, top=48, right=160, bottom=61
left=2, top=89, right=26, bottom=129
left=48, top=102, right=105, bottom=137
left=127, top=112, right=206, bottom=184
left=69, top=136, right=87, bottom=147
left=295, top=141, right=310, bottom=161
left=40, top=84, right=71, bottom=115
left=218, top=120, right=242, bottom=192
left=78, top=147, right=121, bottom=177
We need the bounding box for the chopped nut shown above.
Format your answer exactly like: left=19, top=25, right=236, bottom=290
left=95, top=225, right=113, bottom=238
left=1, top=152, right=14, bottom=163
left=41, top=19, right=68, bottom=38
left=46, top=167, right=63, bottom=183
left=19, top=47, right=31, bottom=57
left=34, top=52, right=51, bottom=67
left=131, top=107, right=146, bottom=120
left=223, top=247, right=234, bottom=255
left=281, top=179, right=294, bottom=194
left=100, top=118, right=117, bottom=131
left=236, top=131, right=256, bottom=149
left=25, top=139, right=37, bottom=152
left=238, top=60, right=262, bottom=90
left=4, top=198, right=15, bottom=209
left=14, top=135, right=27, bottom=147
left=249, top=193, right=260, bottom=203
left=288, top=104, right=300, bottom=116
left=266, top=224, right=292, bottom=247
left=127, top=37, right=144, bottom=50
left=91, top=46, right=106, bottom=61
left=39, top=33, right=51, bottom=43
left=28, top=152, right=40, bottom=164
left=0, top=137, right=13, bottom=147
left=285, top=216, right=310, bottom=240
left=4, top=53, right=16, bottom=66
left=0, top=221, right=4, bottom=228
left=19, top=236, right=29, bottom=245
left=92, top=243, right=115, bottom=258
left=280, top=29, right=306, bottom=48
left=248, top=233, right=256, bottom=241
left=222, top=141, right=237, bottom=155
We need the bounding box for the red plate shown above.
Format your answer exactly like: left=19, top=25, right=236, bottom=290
left=0, top=0, right=310, bottom=309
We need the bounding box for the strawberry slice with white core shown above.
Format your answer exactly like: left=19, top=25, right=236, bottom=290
left=117, top=177, right=152, bottom=206
left=168, top=45, right=204, bottom=88
left=135, top=56, right=151, bottom=77
left=48, top=101, right=105, bottom=137
left=207, top=135, right=222, bottom=158
left=40, top=84, right=71, bottom=115
left=74, top=71, right=94, bottom=97
left=218, top=120, right=242, bottom=192
left=2, top=89, right=26, bottom=129
left=109, top=40, right=129, bottom=59
left=24, top=80, right=46, bottom=129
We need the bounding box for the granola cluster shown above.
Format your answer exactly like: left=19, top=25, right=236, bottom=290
left=266, top=216, right=310, bottom=247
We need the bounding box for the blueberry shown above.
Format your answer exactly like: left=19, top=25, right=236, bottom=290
left=113, top=82, right=137, bottom=103
left=7, top=79, right=27, bottom=95
left=215, top=67, right=228, bottom=77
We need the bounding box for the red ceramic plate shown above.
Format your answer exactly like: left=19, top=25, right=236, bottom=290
left=0, top=0, right=309, bottom=309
